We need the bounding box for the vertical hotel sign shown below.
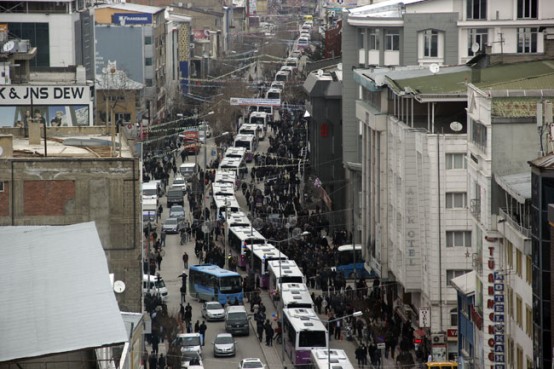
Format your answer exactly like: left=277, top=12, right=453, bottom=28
left=485, top=239, right=505, bottom=369
left=404, top=131, right=421, bottom=289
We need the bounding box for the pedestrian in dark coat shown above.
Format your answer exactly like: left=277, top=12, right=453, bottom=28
left=148, top=353, right=157, bottom=369
left=199, top=321, right=207, bottom=345
left=158, top=353, right=166, bottom=369
left=264, top=320, right=273, bottom=346
left=257, top=319, right=264, bottom=342
left=355, top=346, right=364, bottom=367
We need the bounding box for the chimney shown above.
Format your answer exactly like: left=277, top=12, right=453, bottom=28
left=28, top=121, right=41, bottom=145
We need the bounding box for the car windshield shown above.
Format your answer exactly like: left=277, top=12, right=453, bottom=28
left=180, top=336, right=201, bottom=346
left=227, top=312, right=246, bottom=321
left=171, top=206, right=184, bottom=213
left=207, top=303, right=223, bottom=310
left=182, top=167, right=194, bottom=173
left=243, top=361, right=263, bottom=368
left=143, top=189, right=157, bottom=196
left=155, top=280, right=166, bottom=288
left=165, top=218, right=178, bottom=225
left=215, top=335, right=234, bottom=344
left=174, top=178, right=185, bottom=185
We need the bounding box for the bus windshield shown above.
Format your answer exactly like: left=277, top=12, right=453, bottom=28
left=235, top=140, right=251, bottom=149
left=298, top=331, right=326, bottom=348
left=219, top=276, right=242, bottom=293
left=250, top=116, right=265, bottom=125
left=240, top=128, right=257, bottom=135
left=337, top=250, right=364, bottom=265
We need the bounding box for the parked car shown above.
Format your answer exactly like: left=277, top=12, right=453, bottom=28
left=162, top=217, right=180, bottom=234
left=172, top=176, right=187, bottom=191
left=238, top=358, right=265, bottom=369
left=202, top=301, right=225, bottom=321
left=213, top=333, right=236, bottom=357
left=174, top=333, right=203, bottom=359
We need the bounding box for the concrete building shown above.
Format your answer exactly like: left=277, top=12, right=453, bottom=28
left=355, top=64, right=470, bottom=360
left=0, top=129, right=142, bottom=313
left=95, top=3, right=168, bottom=122
left=465, top=61, right=554, bottom=369
left=303, top=65, right=345, bottom=228
left=0, top=0, right=96, bottom=80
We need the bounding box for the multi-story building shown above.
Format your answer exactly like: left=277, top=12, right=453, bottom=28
left=343, top=0, right=554, bottom=282
left=355, top=64, right=470, bottom=359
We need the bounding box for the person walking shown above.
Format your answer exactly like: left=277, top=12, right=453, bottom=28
left=148, top=352, right=157, bottom=369
left=199, top=321, right=207, bottom=346
left=151, top=333, right=159, bottom=355
left=194, top=320, right=200, bottom=333
left=355, top=345, right=365, bottom=368
left=264, top=320, right=274, bottom=346
left=184, top=303, right=192, bottom=326
left=183, top=251, right=189, bottom=269
left=256, top=317, right=264, bottom=342
left=156, top=252, right=163, bottom=271
left=157, top=353, right=166, bottom=369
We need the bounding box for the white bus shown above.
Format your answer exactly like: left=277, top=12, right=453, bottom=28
left=309, top=349, right=355, bottom=369
left=214, top=170, right=236, bottom=186
left=282, top=308, right=328, bottom=366
left=234, top=134, right=258, bottom=161
left=228, top=225, right=267, bottom=269
left=212, top=181, right=235, bottom=197
left=226, top=211, right=251, bottom=228
left=214, top=195, right=240, bottom=220
left=224, top=146, right=246, bottom=161
left=268, top=259, right=305, bottom=292
left=245, top=243, right=288, bottom=289
left=281, top=282, right=309, bottom=292
left=281, top=288, right=314, bottom=309
left=248, top=112, right=268, bottom=140
left=219, top=157, right=247, bottom=178
left=239, top=122, right=264, bottom=141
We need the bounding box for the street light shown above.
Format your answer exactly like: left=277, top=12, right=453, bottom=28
left=267, top=230, right=310, bottom=360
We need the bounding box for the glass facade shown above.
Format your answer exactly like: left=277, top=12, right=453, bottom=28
left=7, top=22, right=50, bottom=67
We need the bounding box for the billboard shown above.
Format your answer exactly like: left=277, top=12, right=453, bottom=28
left=230, top=97, right=280, bottom=107
left=0, top=85, right=93, bottom=127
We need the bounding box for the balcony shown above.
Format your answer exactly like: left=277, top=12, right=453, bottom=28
left=498, top=208, right=531, bottom=238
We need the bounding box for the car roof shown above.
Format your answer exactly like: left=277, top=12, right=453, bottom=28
left=216, top=332, right=233, bottom=337
left=206, top=301, right=222, bottom=305
left=171, top=205, right=184, bottom=209
left=242, top=358, right=263, bottom=362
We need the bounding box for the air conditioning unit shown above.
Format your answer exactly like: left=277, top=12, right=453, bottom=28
left=432, top=334, right=445, bottom=345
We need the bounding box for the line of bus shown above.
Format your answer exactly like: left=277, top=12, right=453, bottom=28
left=245, top=243, right=288, bottom=289
left=227, top=225, right=266, bottom=269
left=268, top=259, right=306, bottom=293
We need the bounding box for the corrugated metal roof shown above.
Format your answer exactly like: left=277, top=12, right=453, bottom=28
left=450, top=270, right=476, bottom=296
left=0, top=222, right=128, bottom=362
left=529, top=152, right=554, bottom=169
left=495, top=172, right=531, bottom=203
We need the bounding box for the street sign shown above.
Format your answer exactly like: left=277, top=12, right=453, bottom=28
left=419, top=307, right=431, bottom=328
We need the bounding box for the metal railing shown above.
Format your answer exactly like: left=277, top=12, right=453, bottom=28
left=498, top=208, right=531, bottom=238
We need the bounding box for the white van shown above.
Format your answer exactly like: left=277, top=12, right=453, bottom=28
left=142, top=181, right=159, bottom=201
left=179, top=163, right=199, bottom=181
left=265, top=88, right=282, bottom=100
left=225, top=306, right=250, bottom=336
left=143, top=274, right=169, bottom=301
left=274, top=71, right=289, bottom=82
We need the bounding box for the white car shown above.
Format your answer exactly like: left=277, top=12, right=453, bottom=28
left=238, top=358, right=265, bottom=369
left=201, top=301, right=225, bottom=321
left=172, top=176, right=187, bottom=191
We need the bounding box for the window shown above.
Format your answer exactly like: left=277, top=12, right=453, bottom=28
left=526, top=256, right=532, bottom=284
left=369, top=29, right=380, bottom=50
left=450, top=308, right=458, bottom=326
left=145, top=79, right=153, bottom=87
left=468, top=28, right=488, bottom=56
left=507, top=337, right=513, bottom=366
left=0, top=182, right=3, bottom=192
left=516, top=249, right=523, bottom=277
left=423, top=30, right=438, bottom=57
left=517, top=0, right=537, bottom=19
left=145, top=57, right=153, bottom=66
left=446, top=153, right=466, bottom=169
left=467, top=0, right=486, bottom=19
left=385, top=30, right=399, bottom=51
left=7, top=22, right=50, bottom=67
left=516, top=295, right=523, bottom=328
left=446, top=192, right=467, bottom=208
left=446, top=269, right=472, bottom=286
left=446, top=231, right=472, bottom=247
left=470, top=119, right=487, bottom=151
left=526, top=304, right=533, bottom=337
left=144, top=36, right=152, bottom=45
left=517, top=346, right=523, bottom=369
left=506, top=241, right=513, bottom=269
left=517, top=28, right=538, bottom=53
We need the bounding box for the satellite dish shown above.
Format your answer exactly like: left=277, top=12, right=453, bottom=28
left=2, top=40, right=16, bottom=53
left=113, top=280, right=126, bottom=294
left=450, top=121, right=463, bottom=132
left=429, top=63, right=440, bottom=74
left=317, top=69, right=323, bottom=77
left=471, top=42, right=480, bottom=54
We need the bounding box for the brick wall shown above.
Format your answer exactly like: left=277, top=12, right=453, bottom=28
left=23, top=180, right=75, bottom=216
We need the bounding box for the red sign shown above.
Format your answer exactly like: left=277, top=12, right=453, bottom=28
left=181, top=130, right=199, bottom=143
left=320, top=123, right=329, bottom=137
left=447, top=329, right=458, bottom=338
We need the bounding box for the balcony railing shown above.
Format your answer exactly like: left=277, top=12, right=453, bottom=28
left=469, top=198, right=481, bottom=220
left=498, top=208, right=531, bottom=238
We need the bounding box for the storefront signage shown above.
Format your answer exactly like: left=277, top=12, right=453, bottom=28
left=447, top=329, right=458, bottom=338
left=0, top=85, right=91, bottom=106
left=112, top=13, right=153, bottom=25
left=485, top=243, right=505, bottom=369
